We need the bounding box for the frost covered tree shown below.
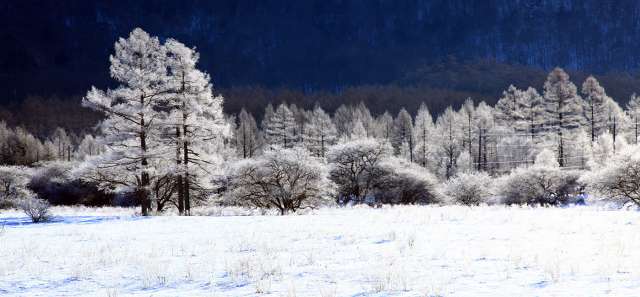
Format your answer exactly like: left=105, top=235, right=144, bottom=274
left=581, top=76, right=609, bottom=143
left=81, top=28, right=168, bottom=216
left=474, top=102, right=494, bottom=172
left=264, top=103, right=296, bottom=148
left=498, top=149, right=581, bottom=205
left=603, top=99, right=628, bottom=153
left=303, top=106, right=337, bottom=157
left=51, top=127, right=73, bottom=161
left=542, top=68, right=585, bottom=167
left=350, top=120, right=368, bottom=140
left=393, top=108, right=414, bottom=161
left=521, top=87, right=545, bottom=142
left=375, top=111, right=394, bottom=141
left=494, top=86, right=544, bottom=141
left=494, top=85, right=524, bottom=128
left=228, top=147, right=331, bottom=215
left=333, top=104, right=353, bottom=137
left=443, top=171, right=493, bottom=205
left=327, top=138, right=392, bottom=204
left=0, top=166, right=33, bottom=208
left=456, top=150, right=473, bottom=174
left=626, top=93, right=640, bottom=144
left=583, top=145, right=640, bottom=207
left=235, top=108, right=261, bottom=158
left=163, top=38, right=230, bottom=215
left=352, top=102, right=375, bottom=137
left=76, top=134, right=103, bottom=160
left=589, top=131, right=627, bottom=168
left=289, top=104, right=308, bottom=145
left=460, top=98, right=475, bottom=153
left=413, top=103, right=434, bottom=167
left=434, top=107, right=463, bottom=179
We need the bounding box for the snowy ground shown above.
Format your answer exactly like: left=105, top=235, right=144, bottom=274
left=1, top=205, right=639, bottom=296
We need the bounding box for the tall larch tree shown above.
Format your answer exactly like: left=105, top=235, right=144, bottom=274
left=542, top=67, right=585, bottom=167
left=581, top=76, right=609, bottom=143
left=236, top=108, right=261, bottom=158
left=460, top=98, right=475, bottom=154
left=435, top=107, right=462, bottom=179
left=264, top=103, right=296, bottom=148
left=163, top=38, right=230, bottom=215
left=521, top=87, right=544, bottom=142
left=604, top=98, right=628, bottom=153
left=413, top=103, right=434, bottom=168
left=303, top=106, right=337, bottom=157
left=393, top=108, right=414, bottom=162
left=82, top=28, right=168, bottom=216
left=375, top=111, right=394, bottom=141
left=474, top=102, right=494, bottom=172
left=494, top=85, right=525, bottom=131
left=626, top=93, right=640, bottom=144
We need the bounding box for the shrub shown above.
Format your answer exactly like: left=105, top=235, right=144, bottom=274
left=0, top=166, right=33, bottom=209
left=443, top=172, right=493, bottom=205
left=582, top=146, right=640, bottom=207
left=19, top=197, right=51, bottom=223
left=227, top=147, right=333, bottom=215
left=496, top=149, right=583, bottom=205
left=372, top=157, right=439, bottom=205
left=29, top=161, right=115, bottom=206
left=498, top=167, right=582, bottom=205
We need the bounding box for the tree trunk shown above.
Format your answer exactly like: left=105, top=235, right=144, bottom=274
left=183, top=110, right=191, bottom=216
left=635, top=116, right=638, bottom=144
left=477, top=128, right=482, bottom=171
left=176, top=127, right=184, bottom=215
left=591, top=104, right=595, bottom=143
left=612, top=115, right=617, bottom=153
left=558, top=101, right=564, bottom=167
left=140, top=95, right=150, bottom=216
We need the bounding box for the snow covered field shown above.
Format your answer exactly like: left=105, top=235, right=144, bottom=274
left=1, top=205, right=639, bottom=296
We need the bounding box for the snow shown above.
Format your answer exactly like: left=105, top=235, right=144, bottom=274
left=1, top=205, right=639, bottom=296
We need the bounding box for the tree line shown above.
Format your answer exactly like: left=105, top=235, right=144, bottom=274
left=3, top=28, right=640, bottom=217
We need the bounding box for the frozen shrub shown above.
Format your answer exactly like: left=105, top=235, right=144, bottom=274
left=19, top=197, right=51, bottom=223
left=443, top=172, right=493, bottom=205
left=498, top=166, right=582, bottom=205
left=582, top=146, right=640, bottom=206
left=227, top=147, right=333, bottom=215
left=327, top=138, right=392, bottom=205
left=497, top=149, right=582, bottom=205
left=30, top=161, right=115, bottom=206
left=372, top=157, right=439, bottom=205
left=0, top=166, right=33, bottom=209
left=498, top=168, right=583, bottom=205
